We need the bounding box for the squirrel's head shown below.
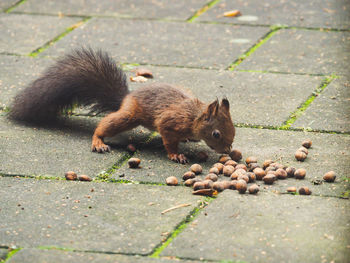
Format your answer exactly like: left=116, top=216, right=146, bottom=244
left=197, top=99, right=235, bottom=154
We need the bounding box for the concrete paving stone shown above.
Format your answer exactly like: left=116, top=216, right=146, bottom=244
left=0, top=177, right=202, bottom=255
left=113, top=127, right=350, bottom=197
left=7, top=249, right=194, bottom=263
left=197, top=0, right=350, bottom=30
left=0, top=13, right=81, bottom=55
left=237, top=28, right=350, bottom=75
left=39, top=18, right=270, bottom=69
left=14, top=0, right=207, bottom=21
left=162, top=191, right=350, bottom=262
left=0, top=0, right=18, bottom=12
left=0, top=248, right=8, bottom=261
left=292, top=77, right=350, bottom=133
left=0, top=55, right=52, bottom=109
left=127, top=66, right=323, bottom=126
left=0, top=115, right=151, bottom=178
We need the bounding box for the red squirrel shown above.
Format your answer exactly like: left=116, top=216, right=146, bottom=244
left=9, top=48, right=235, bottom=164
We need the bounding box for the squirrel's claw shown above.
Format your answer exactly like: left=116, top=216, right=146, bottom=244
left=169, top=153, right=188, bottom=164
left=91, top=143, right=111, bottom=153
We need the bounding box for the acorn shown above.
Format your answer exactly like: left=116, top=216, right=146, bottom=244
left=78, top=174, right=92, bottom=182
left=253, top=168, right=266, bottom=180
left=65, top=171, right=77, bottom=181
left=128, top=158, right=141, bottom=168
left=287, top=186, right=297, bottom=193
left=166, top=176, right=178, bottom=186
left=202, top=180, right=214, bottom=189
left=197, top=151, right=209, bottom=162
left=193, top=181, right=205, bottom=191
left=223, top=165, right=235, bottom=177
left=286, top=167, right=296, bottom=177
left=205, top=173, right=219, bottom=182
left=323, top=171, right=336, bottom=182
left=190, top=164, right=202, bottom=175
left=213, top=181, right=225, bottom=192
left=276, top=168, right=287, bottom=179
left=182, top=171, right=196, bottom=181
left=263, top=159, right=274, bottom=169
left=225, top=160, right=237, bottom=167
left=246, top=172, right=256, bottom=183
left=237, top=174, right=249, bottom=183
left=248, top=184, right=259, bottom=194
left=213, top=163, right=224, bottom=174
left=302, top=140, right=312, bottom=149
left=299, top=187, right=312, bottom=195
left=235, top=164, right=247, bottom=171
left=263, top=174, right=276, bottom=185
left=209, top=167, right=220, bottom=175
left=245, top=156, right=258, bottom=165
left=126, top=144, right=136, bottom=153
left=294, top=168, right=306, bottom=179
left=298, top=147, right=309, bottom=155
left=184, top=178, right=201, bottom=187
left=295, top=151, right=307, bottom=162
left=219, top=155, right=231, bottom=164
left=236, top=180, right=247, bottom=194
left=229, top=149, right=242, bottom=162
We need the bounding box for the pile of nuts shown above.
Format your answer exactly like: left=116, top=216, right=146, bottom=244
left=65, top=171, right=92, bottom=181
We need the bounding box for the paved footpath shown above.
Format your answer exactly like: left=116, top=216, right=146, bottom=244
left=1, top=1, right=349, bottom=262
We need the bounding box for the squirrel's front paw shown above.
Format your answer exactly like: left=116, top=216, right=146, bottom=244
left=91, top=142, right=111, bottom=153
left=168, top=154, right=188, bottom=164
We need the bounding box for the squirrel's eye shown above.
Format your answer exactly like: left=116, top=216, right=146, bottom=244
left=212, top=130, right=221, bottom=139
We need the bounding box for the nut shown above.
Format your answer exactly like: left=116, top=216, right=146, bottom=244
left=294, top=168, right=306, bottom=179
left=135, top=68, right=153, bottom=78
left=235, top=164, right=247, bottom=171
left=253, top=168, right=266, bottom=180
left=166, top=176, right=178, bottom=186
left=231, top=169, right=246, bottom=180
left=263, top=174, right=276, bottom=185
left=182, top=171, right=196, bottom=181
left=213, top=181, right=225, bottom=192
left=265, top=166, right=277, bottom=172
left=295, top=151, right=307, bottom=162
left=302, top=140, right=312, bottom=149
left=230, top=180, right=237, bottom=190
left=222, top=181, right=233, bottom=190
left=287, top=186, right=297, bottom=193
left=245, top=156, right=258, bottom=165
left=263, top=159, right=274, bottom=169
left=219, top=155, right=232, bottom=164
left=223, top=165, right=235, bottom=177
left=248, top=162, right=260, bottom=172
left=184, top=178, right=201, bottom=187
left=197, top=151, right=209, bottom=162
left=323, top=171, right=336, bottom=182
left=205, top=173, right=219, bottom=182
left=128, top=158, right=141, bottom=168
left=236, top=180, right=247, bottom=194
left=78, top=174, right=92, bottom=182
left=246, top=172, right=256, bottom=183
left=229, top=149, right=242, bottom=162
left=248, top=184, right=259, bottom=194
left=286, top=167, right=296, bottom=177
left=65, top=171, right=77, bottom=181
left=192, top=189, right=217, bottom=196
left=190, top=164, right=203, bottom=175
left=276, top=168, right=287, bottom=180
left=298, top=147, right=309, bottom=155
left=237, top=174, right=249, bottom=183
left=209, top=167, right=220, bottom=175
left=299, top=187, right=312, bottom=195
left=213, top=163, right=224, bottom=174
left=193, top=182, right=205, bottom=191
left=225, top=160, right=237, bottom=167
left=202, top=180, right=214, bottom=189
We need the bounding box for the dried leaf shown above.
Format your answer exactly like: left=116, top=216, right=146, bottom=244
left=223, top=10, right=242, bottom=17
left=130, top=76, right=148, bottom=83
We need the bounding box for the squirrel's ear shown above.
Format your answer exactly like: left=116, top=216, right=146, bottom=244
left=220, top=98, right=230, bottom=111
left=205, top=100, right=219, bottom=121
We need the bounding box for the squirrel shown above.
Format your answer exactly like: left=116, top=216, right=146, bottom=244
left=9, top=48, right=235, bottom=164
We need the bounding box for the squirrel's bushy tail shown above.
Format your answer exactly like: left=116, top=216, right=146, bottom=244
left=9, top=47, right=129, bottom=123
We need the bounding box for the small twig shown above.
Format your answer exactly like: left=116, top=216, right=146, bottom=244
left=161, top=203, right=191, bottom=214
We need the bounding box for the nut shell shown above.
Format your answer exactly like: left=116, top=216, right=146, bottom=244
left=213, top=163, right=224, bottom=174
left=193, top=182, right=205, bottom=191
left=166, top=176, right=178, bottom=186
left=245, top=156, right=258, bottom=165
left=213, top=181, right=225, bottom=192
left=128, top=158, right=141, bottom=168
left=248, top=184, right=259, bottom=194
left=184, top=178, right=201, bottom=187
left=236, top=180, right=247, bottom=194
left=223, top=165, right=235, bottom=177
left=287, top=186, right=297, bottom=193
left=253, top=168, right=266, bottom=180
left=205, top=173, right=219, bottom=182
left=209, top=167, right=220, bottom=175
left=225, top=160, right=237, bottom=167
left=263, top=160, right=274, bottom=169
left=286, top=167, right=296, bottom=177
left=237, top=174, right=249, bottom=183
left=298, top=147, right=309, bottom=155
left=192, top=189, right=217, bottom=196
left=323, top=171, right=336, bottom=182
left=276, top=168, right=287, bottom=179
left=78, top=174, right=92, bottom=182
left=229, top=149, right=242, bottom=162
left=219, top=155, right=231, bottom=164
left=295, top=151, right=307, bottom=162
left=190, top=164, right=203, bottom=175
left=299, top=187, right=312, bottom=195
left=235, top=164, right=247, bottom=171
left=263, top=174, right=276, bottom=185
left=294, top=168, right=306, bottom=179
left=183, top=171, right=196, bottom=181
left=302, top=140, right=312, bottom=149
left=202, top=180, right=214, bottom=189
left=65, top=171, right=77, bottom=181
left=246, top=172, right=256, bottom=183
left=248, top=162, right=260, bottom=172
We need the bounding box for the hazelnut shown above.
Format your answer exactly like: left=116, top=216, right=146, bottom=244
left=248, top=184, right=259, bottom=194
left=78, top=174, right=92, bottom=182
left=223, top=165, right=235, bottom=177
left=219, top=155, right=232, bottom=164
left=245, top=156, right=258, bottom=165
left=287, top=186, right=297, bottom=193
left=229, top=149, right=242, bottom=162
left=205, top=173, right=219, bottom=182
left=263, top=159, right=274, bottom=169
left=65, top=171, right=77, bottom=181
left=248, top=162, right=260, bottom=172
left=197, top=151, right=209, bottom=162
left=166, top=176, right=178, bottom=186
left=286, top=167, right=296, bottom=177
left=126, top=144, right=136, bottom=153
left=298, top=147, right=309, bottom=155
left=213, top=181, right=225, bottom=192
left=128, top=158, right=141, bottom=168
left=235, top=164, right=247, bottom=171
left=265, top=166, right=277, bottom=172
left=299, top=187, right=312, bottom=195
left=294, top=168, right=306, bottom=179
left=246, top=172, right=256, bottom=182
left=253, top=168, right=266, bottom=180
left=182, top=171, right=196, bottom=181
left=302, top=140, right=312, bottom=149
left=213, top=163, right=224, bottom=174
left=184, top=178, right=201, bottom=187
left=236, top=180, right=247, bottom=194
left=193, top=182, right=205, bottom=191
left=237, top=174, right=249, bottom=183
left=202, top=180, right=214, bottom=189
left=209, top=167, right=220, bottom=175
left=225, top=160, right=237, bottom=167
left=263, top=174, right=276, bottom=185
left=295, top=151, right=307, bottom=162
left=276, top=168, right=287, bottom=179
left=323, top=171, right=336, bottom=182
left=190, top=164, right=202, bottom=175
left=230, top=180, right=237, bottom=190
left=231, top=169, right=246, bottom=180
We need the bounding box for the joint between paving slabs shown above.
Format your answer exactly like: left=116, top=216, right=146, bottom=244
left=0, top=248, right=22, bottom=263
left=3, top=0, right=26, bottom=13
left=187, top=0, right=221, bottom=22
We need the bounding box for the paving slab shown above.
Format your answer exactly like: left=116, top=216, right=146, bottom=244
left=293, top=77, right=350, bottom=133
left=0, top=0, right=18, bottom=12
left=237, top=28, right=350, bottom=75
left=0, top=177, right=202, bottom=254
left=0, top=13, right=81, bottom=55
left=127, top=66, right=323, bottom=126
left=162, top=191, right=350, bottom=262
left=14, top=0, right=207, bottom=21
left=39, top=18, right=270, bottom=69
left=0, top=248, right=8, bottom=261
left=197, top=0, right=350, bottom=30
left=113, top=127, right=350, bottom=197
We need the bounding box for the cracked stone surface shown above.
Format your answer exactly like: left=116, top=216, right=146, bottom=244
left=39, top=18, right=270, bottom=69
left=293, top=77, right=350, bottom=133
left=162, top=191, right=350, bottom=263
left=198, top=0, right=350, bottom=30
left=0, top=248, right=8, bottom=261
left=15, top=0, right=207, bottom=20
left=237, top=29, right=350, bottom=75
left=0, top=177, right=202, bottom=254
left=0, top=0, right=17, bottom=11
left=0, top=13, right=81, bottom=55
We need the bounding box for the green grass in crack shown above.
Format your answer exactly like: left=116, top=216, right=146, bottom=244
left=4, top=0, right=27, bottom=13
left=187, top=0, right=221, bottom=22
left=1, top=248, right=22, bottom=263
